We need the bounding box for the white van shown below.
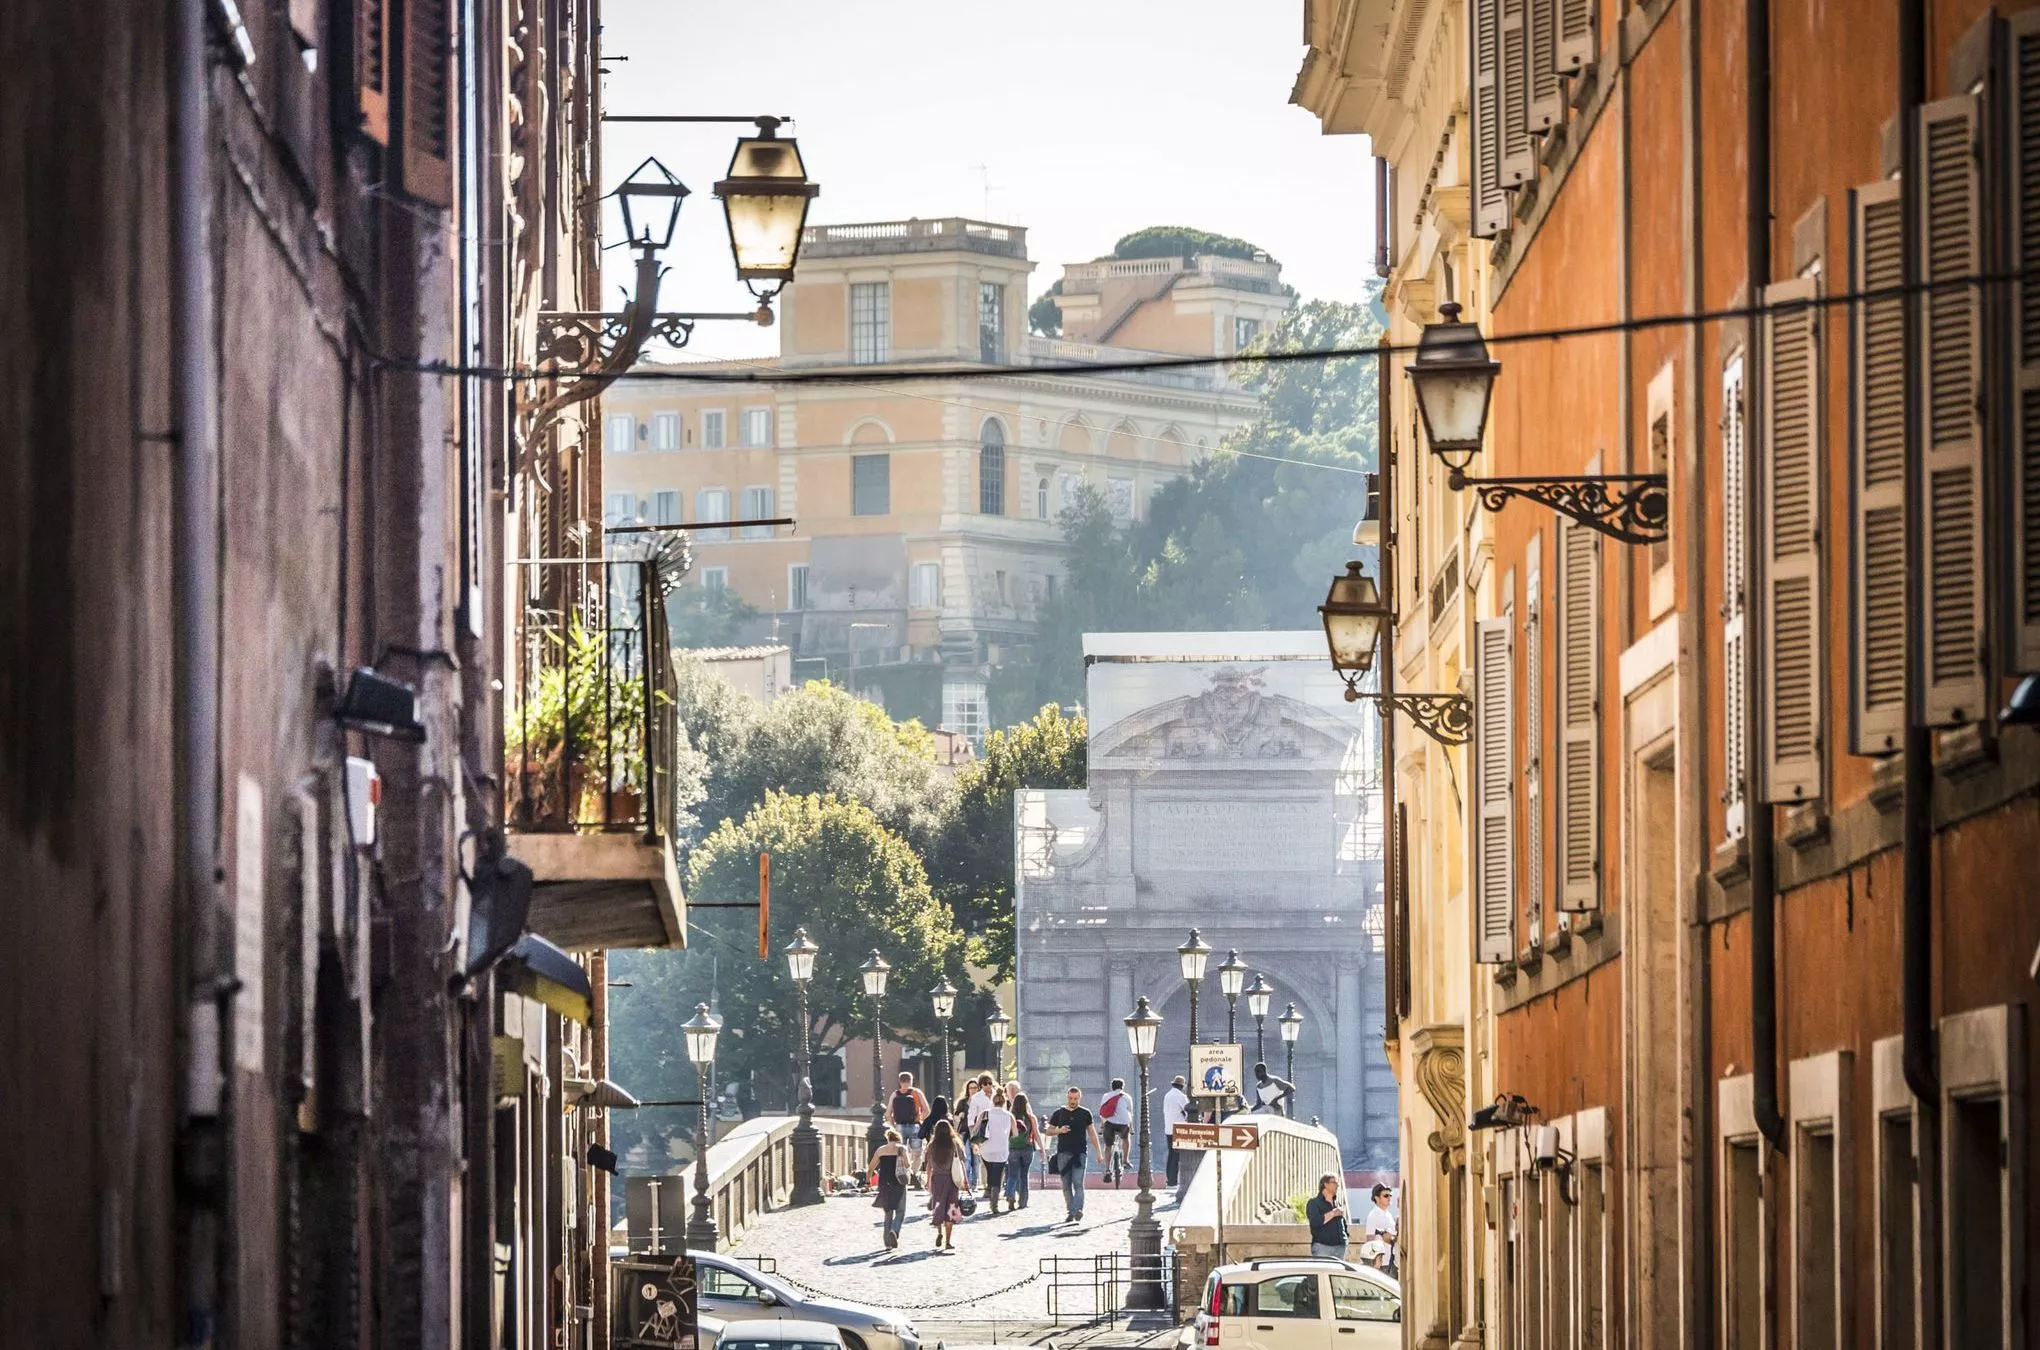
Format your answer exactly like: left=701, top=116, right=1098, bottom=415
left=1191, top=1258, right=1401, bottom=1350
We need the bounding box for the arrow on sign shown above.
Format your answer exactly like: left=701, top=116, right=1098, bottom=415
left=1169, top=1122, right=1262, bottom=1151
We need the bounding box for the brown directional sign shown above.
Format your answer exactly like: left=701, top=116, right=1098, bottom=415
left=1170, top=1121, right=1262, bottom=1151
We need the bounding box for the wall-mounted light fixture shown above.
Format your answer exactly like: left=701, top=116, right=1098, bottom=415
left=1319, top=561, right=1472, bottom=747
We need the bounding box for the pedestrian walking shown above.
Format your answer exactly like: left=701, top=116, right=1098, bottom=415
left=1161, top=1075, right=1190, bottom=1189
left=869, top=1129, right=910, bottom=1250
left=890, top=1072, right=930, bottom=1183
left=1097, top=1079, right=1135, bottom=1184
left=918, top=1094, right=949, bottom=1191
left=962, top=1074, right=994, bottom=1187
left=1004, top=1092, right=1039, bottom=1210
left=1043, top=1085, right=1103, bottom=1224
left=976, top=1088, right=1015, bottom=1213
left=1363, top=1184, right=1399, bottom=1276
left=924, top=1119, right=968, bottom=1252
left=1305, top=1174, right=1349, bottom=1261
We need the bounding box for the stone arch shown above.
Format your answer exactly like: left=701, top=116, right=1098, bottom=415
left=847, top=416, right=894, bottom=446
left=1057, top=416, right=1094, bottom=455
left=1105, top=418, right=1142, bottom=461
left=978, top=417, right=1008, bottom=516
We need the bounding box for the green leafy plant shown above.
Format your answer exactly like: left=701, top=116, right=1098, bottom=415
left=505, top=617, right=649, bottom=826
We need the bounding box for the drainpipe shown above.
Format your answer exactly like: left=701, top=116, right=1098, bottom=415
left=1374, top=159, right=1391, bottom=279
left=1745, top=0, right=1787, bottom=1153
left=171, top=0, right=225, bottom=1342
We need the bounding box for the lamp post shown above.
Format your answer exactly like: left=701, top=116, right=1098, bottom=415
left=1278, top=1004, right=1304, bottom=1118
left=784, top=927, right=823, bottom=1206
left=1122, top=996, right=1166, bottom=1311
left=987, top=1007, right=1012, bottom=1081
left=860, top=951, right=891, bottom=1150
left=1178, top=929, right=1211, bottom=1084
left=1217, top=950, right=1248, bottom=1045
left=931, top=977, right=958, bottom=1098
left=681, top=1002, right=723, bottom=1250
left=1245, top=974, right=1273, bottom=1066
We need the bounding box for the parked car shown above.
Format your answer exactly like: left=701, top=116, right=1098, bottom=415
left=714, top=1318, right=847, bottom=1350
left=692, top=1251, right=919, bottom=1350
left=1190, top=1257, right=1401, bottom=1350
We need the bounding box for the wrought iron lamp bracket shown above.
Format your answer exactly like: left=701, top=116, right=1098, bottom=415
left=1450, top=471, right=1670, bottom=546
left=1338, top=680, right=1473, bottom=746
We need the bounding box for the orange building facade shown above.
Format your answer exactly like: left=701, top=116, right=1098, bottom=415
left=1301, top=0, right=2039, bottom=1343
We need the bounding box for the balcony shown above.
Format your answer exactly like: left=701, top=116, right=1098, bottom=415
left=799, top=217, right=1027, bottom=260
left=505, top=559, right=687, bottom=951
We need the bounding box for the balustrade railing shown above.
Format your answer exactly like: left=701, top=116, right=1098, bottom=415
left=694, top=1115, right=872, bottom=1247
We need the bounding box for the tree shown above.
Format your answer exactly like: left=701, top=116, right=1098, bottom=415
left=1106, top=225, right=1272, bottom=264
left=929, top=705, right=1088, bottom=975
left=1029, top=280, right=1064, bottom=337
left=667, top=582, right=759, bottom=647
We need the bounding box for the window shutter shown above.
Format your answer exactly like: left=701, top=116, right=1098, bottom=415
left=1916, top=94, right=1986, bottom=724
left=2009, top=13, right=2040, bottom=671
left=1471, top=0, right=1512, bottom=237
left=1500, top=0, right=1536, bottom=186
left=1473, top=617, right=1517, bottom=964
left=1722, top=351, right=1751, bottom=838
left=400, top=0, right=454, bottom=206
left=356, top=0, right=390, bottom=143
left=1527, top=0, right=1563, bottom=131
left=1758, top=277, right=1824, bottom=801
left=1395, top=803, right=1411, bottom=1017
left=1557, top=0, right=1594, bottom=72
left=1850, top=180, right=1908, bottom=751
left=1555, top=516, right=1601, bottom=910
left=1524, top=536, right=1546, bottom=949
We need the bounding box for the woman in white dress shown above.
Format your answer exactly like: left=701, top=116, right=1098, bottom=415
left=976, top=1088, right=1016, bottom=1214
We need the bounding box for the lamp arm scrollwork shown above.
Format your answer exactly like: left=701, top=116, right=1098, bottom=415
left=1456, top=473, right=1670, bottom=547
left=520, top=250, right=665, bottom=460
left=1337, top=684, right=1473, bottom=747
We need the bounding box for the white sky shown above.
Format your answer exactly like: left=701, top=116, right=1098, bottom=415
left=597, top=0, right=1379, bottom=362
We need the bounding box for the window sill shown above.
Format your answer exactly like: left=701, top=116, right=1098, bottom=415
left=1782, top=802, right=1830, bottom=850
left=1935, top=724, right=1998, bottom=782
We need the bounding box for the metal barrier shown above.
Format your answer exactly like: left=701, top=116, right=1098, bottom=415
left=1037, top=1251, right=1176, bottom=1324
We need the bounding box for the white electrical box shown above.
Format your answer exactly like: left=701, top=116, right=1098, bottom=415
left=345, top=756, right=380, bottom=849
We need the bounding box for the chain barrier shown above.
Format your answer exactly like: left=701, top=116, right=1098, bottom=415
left=764, top=1268, right=1047, bottom=1313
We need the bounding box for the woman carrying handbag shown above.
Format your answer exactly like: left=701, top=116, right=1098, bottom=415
left=924, top=1119, right=968, bottom=1251
left=1004, top=1092, right=1039, bottom=1210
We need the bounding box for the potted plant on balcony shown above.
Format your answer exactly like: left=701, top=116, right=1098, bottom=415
left=505, top=617, right=649, bottom=830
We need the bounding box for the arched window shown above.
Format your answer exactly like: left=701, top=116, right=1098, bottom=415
left=1038, top=477, right=1051, bottom=519
left=979, top=420, right=1006, bottom=515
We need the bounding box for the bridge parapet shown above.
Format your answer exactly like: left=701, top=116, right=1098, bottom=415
left=697, top=1115, right=871, bottom=1247
left=1168, top=1113, right=1342, bottom=1308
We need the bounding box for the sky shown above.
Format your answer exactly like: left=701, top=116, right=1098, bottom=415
left=597, top=0, right=1379, bottom=363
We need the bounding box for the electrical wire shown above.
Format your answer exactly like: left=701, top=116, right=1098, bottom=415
left=368, top=266, right=2030, bottom=389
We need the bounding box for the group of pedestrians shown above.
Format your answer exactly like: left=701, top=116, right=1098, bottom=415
left=1305, top=1175, right=1400, bottom=1274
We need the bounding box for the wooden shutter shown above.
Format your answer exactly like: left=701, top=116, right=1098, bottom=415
left=1555, top=517, right=1600, bottom=911
left=356, top=0, right=391, bottom=143
left=1527, top=0, right=1562, bottom=130
left=1557, top=0, right=1594, bottom=72
left=1500, top=0, right=1536, bottom=186
left=1850, top=180, right=1908, bottom=751
left=1524, top=535, right=1546, bottom=949
left=400, top=0, right=454, bottom=206
left=2010, top=13, right=2040, bottom=671
left=1472, top=0, right=1511, bottom=237
left=1722, top=350, right=1751, bottom=838
left=1473, top=617, right=1517, bottom=964
left=1916, top=94, right=1986, bottom=724
left=1395, top=804, right=1411, bottom=1017
left=1758, top=278, right=1825, bottom=801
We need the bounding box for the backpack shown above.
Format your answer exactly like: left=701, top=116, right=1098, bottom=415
left=890, top=1089, right=922, bottom=1125
left=1101, top=1090, right=1130, bottom=1123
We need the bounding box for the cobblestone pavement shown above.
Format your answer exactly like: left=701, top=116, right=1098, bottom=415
left=727, top=1170, right=1186, bottom=1330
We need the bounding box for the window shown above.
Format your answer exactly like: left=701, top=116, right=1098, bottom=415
left=650, top=490, right=680, bottom=526
left=604, top=413, right=635, bottom=455
left=741, top=486, right=774, bottom=538
left=650, top=411, right=680, bottom=451
left=852, top=454, right=890, bottom=516
left=1578, top=1158, right=1608, bottom=1348
left=979, top=421, right=1006, bottom=515
left=1251, top=1275, right=1320, bottom=1318
left=1940, top=1005, right=2020, bottom=1349
left=1234, top=316, right=1261, bottom=351
left=1790, top=1052, right=1851, bottom=1350
left=740, top=407, right=773, bottom=448
left=1044, top=573, right=1058, bottom=603
left=1873, top=1036, right=1919, bottom=1350
left=941, top=678, right=988, bottom=747
left=701, top=409, right=727, bottom=449
left=700, top=1266, right=763, bottom=1300
left=1544, top=1162, right=1573, bottom=1348
left=1555, top=513, right=1601, bottom=911
left=851, top=281, right=891, bottom=364
left=604, top=492, right=638, bottom=527
left=696, top=488, right=731, bottom=541
left=1498, top=1175, right=1520, bottom=1350
left=1473, top=615, right=1516, bottom=963
left=1106, top=476, right=1135, bottom=522
left=787, top=564, right=809, bottom=611
left=1330, top=1274, right=1396, bottom=1321
left=910, top=561, right=941, bottom=610
left=1038, top=476, right=1051, bottom=519
left=1719, top=1074, right=1764, bottom=1350
left=979, top=281, right=1004, bottom=363
left=699, top=566, right=728, bottom=593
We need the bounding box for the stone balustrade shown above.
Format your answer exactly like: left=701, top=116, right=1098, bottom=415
left=1168, top=1113, right=1343, bottom=1307
left=696, top=1114, right=874, bottom=1247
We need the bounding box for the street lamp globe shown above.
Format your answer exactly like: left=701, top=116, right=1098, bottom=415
left=1320, top=561, right=1387, bottom=697
left=713, top=120, right=820, bottom=299
left=681, top=1002, right=722, bottom=1067
left=1123, top=996, right=1163, bottom=1061
left=1245, top=974, right=1273, bottom=1023
left=930, top=977, right=958, bottom=1022
left=783, top=926, right=819, bottom=985
left=859, top=950, right=891, bottom=1001
left=1407, top=300, right=1501, bottom=478
left=1279, top=1003, right=1304, bottom=1045
left=987, top=1007, right=1011, bottom=1046
left=1178, top=929, right=1212, bottom=985
left=1217, top=950, right=1249, bottom=1002
left=614, top=156, right=690, bottom=253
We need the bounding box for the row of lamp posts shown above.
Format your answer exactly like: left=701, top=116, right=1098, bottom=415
left=1176, top=929, right=1306, bottom=1107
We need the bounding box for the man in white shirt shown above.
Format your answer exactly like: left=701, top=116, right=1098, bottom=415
left=1161, top=1075, right=1191, bottom=1189
left=1363, top=1185, right=1399, bottom=1275
left=964, top=1074, right=995, bottom=1185
left=1096, top=1079, right=1135, bottom=1183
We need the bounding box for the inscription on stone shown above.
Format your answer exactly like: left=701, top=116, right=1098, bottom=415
left=1136, top=800, right=1328, bottom=873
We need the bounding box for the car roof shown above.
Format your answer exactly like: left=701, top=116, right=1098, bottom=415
left=715, top=1319, right=845, bottom=1343
left=1214, top=1259, right=1399, bottom=1290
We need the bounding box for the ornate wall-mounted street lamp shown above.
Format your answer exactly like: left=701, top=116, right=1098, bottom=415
left=930, top=977, right=958, bottom=1098
left=783, top=928, right=824, bottom=1206
left=1320, top=560, right=1472, bottom=747
left=715, top=119, right=820, bottom=301
left=1122, top=996, right=1166, bottom=1310
left=681, top=1002, right=723, bottom=1250
left=1278, top=1003, right=1304, bottom=1117
left=1217, top=950, right=1248, bottom=1044
left=859, top=951, right=891, bottom=1150
left=1245, top=974, right=1273, bottom=1065
left=1409, top=302, right=1667, bottom=546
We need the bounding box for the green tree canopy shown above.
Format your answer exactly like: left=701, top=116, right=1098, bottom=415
left=929, top=705, right=1088, bottom=973
left=1106, top=225, right=1272, bottom=264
